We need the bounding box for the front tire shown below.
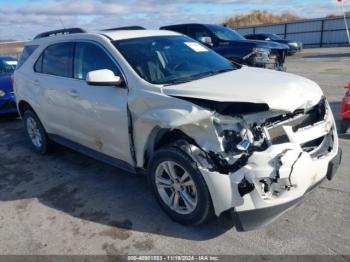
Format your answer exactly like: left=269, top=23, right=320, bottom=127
left=340, top=118, right=350, bottom=134
left=23, top=110, right=51, bottom=154
left=149, top=146, right=213, bottom=225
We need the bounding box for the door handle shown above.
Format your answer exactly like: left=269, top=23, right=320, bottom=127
left=33, top=79, right=40, bottom=86
left=68, top=89, right=79, bottom=98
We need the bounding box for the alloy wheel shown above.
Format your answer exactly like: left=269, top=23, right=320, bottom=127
left=26, top=116, right=43, bottom=148
left=155, top=161, right=198, bottom=215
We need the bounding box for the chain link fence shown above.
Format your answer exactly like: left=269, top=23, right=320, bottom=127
left=236, top=16, right=350, bottom=48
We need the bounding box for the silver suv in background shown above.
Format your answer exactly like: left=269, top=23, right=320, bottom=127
left=14, top=27, right=341, bottom=231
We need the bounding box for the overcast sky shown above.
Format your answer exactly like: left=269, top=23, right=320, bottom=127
left=0, top=0, right=348, bottom=40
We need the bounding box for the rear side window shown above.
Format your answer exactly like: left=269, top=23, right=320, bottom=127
left=40, top=42, right=74, bottom=77
left=73, top=42, right=120, bottom=80
left=17, top=45, right=38, bottom=69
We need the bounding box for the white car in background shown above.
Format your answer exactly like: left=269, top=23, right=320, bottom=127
left=14, top=27, right=341, bottom=231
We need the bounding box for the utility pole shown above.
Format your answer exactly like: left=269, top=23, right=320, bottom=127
left=338, top=0, right=350, bottom=45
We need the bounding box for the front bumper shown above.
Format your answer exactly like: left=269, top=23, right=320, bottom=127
left=288, top=47, right=298, bottom=55
left=199, top=102, right=340, bottom=231
left=233, top=148, right=341, bottom=231
left=0, top=92, right=17, bottom=115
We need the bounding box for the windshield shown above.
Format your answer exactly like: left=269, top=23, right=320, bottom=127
left=0, top=57, right=17, bottom=76
left=114, top=36, right=237, bottom=85
left=207, top=25, right=246, bottom=41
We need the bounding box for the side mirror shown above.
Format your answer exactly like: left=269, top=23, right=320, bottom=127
left=198, top=36, right=213, bottom=47
left=86, top=69, right=124, bottom=87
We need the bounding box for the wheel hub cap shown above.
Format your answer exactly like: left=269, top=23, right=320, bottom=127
left=26, top=116, right=43, bottom=148
left=155, top=161, right=198, bottom=215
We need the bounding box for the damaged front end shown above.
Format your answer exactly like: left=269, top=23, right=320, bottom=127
left=171, top=96, right=341, bottom=231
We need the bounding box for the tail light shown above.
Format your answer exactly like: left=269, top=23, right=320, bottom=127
left=345, top=81, right=350, bottom=89
left=344, top=93, right=350, bottom=105
left=344, top=82, right=350, bottom=104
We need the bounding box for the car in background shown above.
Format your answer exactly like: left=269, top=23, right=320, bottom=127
left=245, top=33, right=302, bottom=55
left=0, top=56, right=17, bottom=116
left=341, top=81, right=350, bottom=133
left=160, top=24, right=289, bottom=71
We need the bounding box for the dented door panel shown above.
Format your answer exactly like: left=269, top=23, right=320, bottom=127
left=69, top=79, right=132, bottom=163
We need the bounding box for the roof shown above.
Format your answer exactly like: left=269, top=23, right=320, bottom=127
left=100, top=29, right=181, bottom=41
left=28, top=29, right=181, bottom=46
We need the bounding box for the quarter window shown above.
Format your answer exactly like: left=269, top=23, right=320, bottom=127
left=34, top=54, right=43, bottom=73
left=17, top=45, right=38, bottom=69
left=41, top=42, right=74, bottom=77
left=74, top=42, right=120, bottom=80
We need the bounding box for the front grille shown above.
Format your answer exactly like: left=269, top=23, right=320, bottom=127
left=3, top=101, right=16, bottom=109
left=309, top=132, right=334, bottom=158
left=267, top=98, right=327, bottom=147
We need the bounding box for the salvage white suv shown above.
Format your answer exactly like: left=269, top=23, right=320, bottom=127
left=14, top=27, right=341, bottom=231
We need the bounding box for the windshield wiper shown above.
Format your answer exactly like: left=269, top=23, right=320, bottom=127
left=163, top=68, right=235, bottom=86
left=163, top=71, right=213, bottom=86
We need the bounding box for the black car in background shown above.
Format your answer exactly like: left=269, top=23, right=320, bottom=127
left=160, top=24, right=290, bottom=71
left=245, top=33, right=303, bottom=55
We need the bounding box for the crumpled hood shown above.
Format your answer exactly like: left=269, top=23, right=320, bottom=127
left=0, top=76, right=13, bottom=93
left=163, top=67, right=323, bottom=113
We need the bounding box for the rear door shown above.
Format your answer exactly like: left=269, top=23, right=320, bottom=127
left=33, top=42, right=75, bottom=138
left=68, top=41, right=132, bottom=163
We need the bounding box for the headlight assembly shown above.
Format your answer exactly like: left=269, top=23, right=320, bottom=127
left=222, top=128, right=254, bottom=153
left=0, top=90, right=6, bottom=97
left=289, top=42, right=298, bottom=48
left=253, top=47, right=270, bottom=56
left=214, top=115, right=267, bottom=155
left=251, top=48, right=270, bottom=64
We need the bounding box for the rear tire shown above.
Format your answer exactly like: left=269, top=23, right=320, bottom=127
left=23, top=110, right=51, bottom=154
left=149, top=146, right=213, bottom=225
left=340, top=119, right=350, bottom=134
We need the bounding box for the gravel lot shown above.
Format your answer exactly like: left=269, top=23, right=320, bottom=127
left=0, top=47, right=349, bottom=255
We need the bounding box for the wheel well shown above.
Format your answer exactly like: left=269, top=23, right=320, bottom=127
left=143, top=129, right=196, bottom=169
left=18, top=100, right=35, bottom=117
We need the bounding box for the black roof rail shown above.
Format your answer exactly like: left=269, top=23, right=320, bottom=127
left=34, top=28, right=86, bottom=39
left=101, top=26, right=146, bottom=31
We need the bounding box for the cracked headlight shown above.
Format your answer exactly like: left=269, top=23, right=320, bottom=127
left=222, top=128, right=254, bottom=153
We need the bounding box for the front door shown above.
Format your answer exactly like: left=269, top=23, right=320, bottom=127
left=68, top=41, right=132, bottom=164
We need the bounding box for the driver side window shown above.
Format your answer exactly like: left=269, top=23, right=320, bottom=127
left=188, top=26, right=210, bottom=41
left=74, top=42, right=120, bottom=80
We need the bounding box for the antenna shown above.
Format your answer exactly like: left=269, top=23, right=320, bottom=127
left=59, top=18, right=66, bottom=29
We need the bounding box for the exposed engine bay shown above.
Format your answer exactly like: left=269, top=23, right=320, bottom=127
left=128, top=66, right=341, bottom=231
left=142, top=95, right=340, bottom=230
left=175, top=96, right=333, bottom=173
